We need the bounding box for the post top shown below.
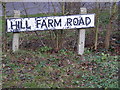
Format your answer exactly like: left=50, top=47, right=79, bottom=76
left=14, top=10, right=20, bottom=18
left=80, top=8, right=87, bottom=14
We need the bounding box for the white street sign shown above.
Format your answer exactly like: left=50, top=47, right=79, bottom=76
left=7, top=14, right=95, bottom=32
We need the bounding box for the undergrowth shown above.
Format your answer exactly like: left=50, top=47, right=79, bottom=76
left=2, top=49, right=119, bottom=88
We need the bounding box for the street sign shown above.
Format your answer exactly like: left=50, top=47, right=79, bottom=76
left=7, top=14, right=95, bottom=32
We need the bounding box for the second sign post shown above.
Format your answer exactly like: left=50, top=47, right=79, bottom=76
left=78, top=8, right=87, bottom=55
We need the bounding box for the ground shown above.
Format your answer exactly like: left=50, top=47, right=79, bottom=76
left=2, top=46, right=119, bottom=88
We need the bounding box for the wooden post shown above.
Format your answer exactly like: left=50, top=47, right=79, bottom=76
left=78, top=8, right=87, bottom=55
left=12, top=10, right=20, bottom=52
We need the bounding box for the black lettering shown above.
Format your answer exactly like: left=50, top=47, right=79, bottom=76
left=25, top=20, right=31, bottom=29
left=11, top=21, right=17, bottom=29
left=17, top=21, right=20, bottom=29
left=85, top=17, right=91, bottom=26
left=36, top=20, right=41, bottom=28
left=73, top=18, right=78, bottom=25
left=41, top=20, right=47, bottom=28
left=67, top=18, right=72, bottom=26
left=54, top=19, right=61, bottom=27
left=20, top=21, right=25, bottom=29
left=48, top=19, right=53, bottom=27
left=79, top=17, right=84, bottom=25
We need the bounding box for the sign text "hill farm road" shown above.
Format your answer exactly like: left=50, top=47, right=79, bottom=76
left=7, top=14, right=95, bottom=32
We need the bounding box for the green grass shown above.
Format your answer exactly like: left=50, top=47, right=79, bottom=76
left=0, top=17, right=2, bottom=29
left=2, top=49, right=119, bottom=88
left=21, top=13, right=63, bottom=18
left=0, top=17, right=2, bottom=39
left=99, top=10, right=110, bottom=25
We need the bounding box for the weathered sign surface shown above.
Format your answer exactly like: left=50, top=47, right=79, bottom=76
left=7, top=14, right=95, bottom=32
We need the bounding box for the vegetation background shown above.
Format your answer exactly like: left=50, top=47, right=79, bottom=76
left=1, top=1, right=120, bottom=88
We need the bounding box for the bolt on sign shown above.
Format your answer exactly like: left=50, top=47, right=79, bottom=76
left=7, top=14, right=95, bottom=32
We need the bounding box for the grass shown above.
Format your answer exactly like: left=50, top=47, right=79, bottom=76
left=2, top=49, right=119, bottom=88
left=20, top=13, right=63, bottom=18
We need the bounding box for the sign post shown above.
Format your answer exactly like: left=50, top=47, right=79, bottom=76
left=78, top=8, right=87, bottom=55
left=7, top=9, right=95, bottom=53
left=12, top=10, right=20, bottom=52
